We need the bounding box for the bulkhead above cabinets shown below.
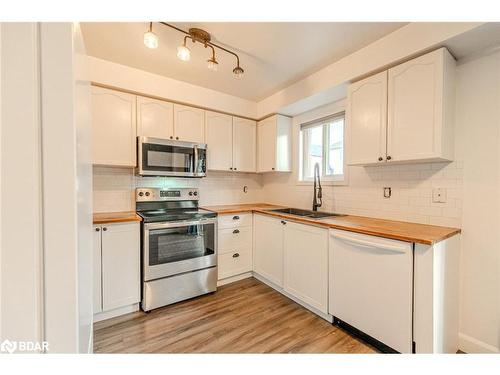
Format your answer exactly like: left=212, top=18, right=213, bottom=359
left=347, top=48, right=456, bottom=166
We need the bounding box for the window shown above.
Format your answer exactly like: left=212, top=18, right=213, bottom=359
left=299, top=112, right=345, bottom=183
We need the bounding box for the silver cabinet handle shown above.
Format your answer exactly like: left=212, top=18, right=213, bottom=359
left=233, top=215, right=240, bottom=220
left=233, top=229, right=240, bottom=234
left=232, top=253, right=240, bottom=258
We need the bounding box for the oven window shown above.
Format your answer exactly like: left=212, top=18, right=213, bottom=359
left=148, top=223, right=215, bottom=265
left=142, top=143, right=194, bottom=172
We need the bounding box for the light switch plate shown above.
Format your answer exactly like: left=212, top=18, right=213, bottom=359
left=432, top=188, right=447, bottom=203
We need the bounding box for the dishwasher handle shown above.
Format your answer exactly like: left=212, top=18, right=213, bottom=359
left=331, top=231, right=409, bottom=254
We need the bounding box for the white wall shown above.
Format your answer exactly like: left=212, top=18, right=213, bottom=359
left=454, top=50, right=500, bottom=353
left=0, top=22, right=44, bottom=347
left=0, top=22, right=92, bottom=353
left=88, top=56, right=257, bottom=119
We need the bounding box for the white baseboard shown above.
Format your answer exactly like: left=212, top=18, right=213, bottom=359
left=253, top=272, right=333, bottom=323
left=217, top=272, right=253, bottom=286
left=93, top=303, right=139, bottom=323
left=459, top=333, right=500, bottom=353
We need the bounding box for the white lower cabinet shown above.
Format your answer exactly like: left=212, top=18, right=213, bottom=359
left=93, top=222, right=140, bottom=319
left=217, top=213, right=253, bottom=282
left=253, top=214, right=284, bottom=287
left=253, top=214, right=328, bottom=316
left=284, top=222, right=328, bottom=314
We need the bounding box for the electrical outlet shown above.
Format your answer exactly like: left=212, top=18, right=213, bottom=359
left=432, top=188, right=447, bottom=203
left=383, top=187, right=391, bottom=198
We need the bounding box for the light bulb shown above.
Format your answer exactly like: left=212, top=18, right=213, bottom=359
left=177, top=45, right=191, bottom=61
left=233, top=66, right=244, bottom=79
left=207, top=58, right=218, bottom=72
left=143, top=31, right=158, bottom=49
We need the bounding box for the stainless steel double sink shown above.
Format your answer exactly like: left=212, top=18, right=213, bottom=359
left=269, top=207, right=346, bottom=219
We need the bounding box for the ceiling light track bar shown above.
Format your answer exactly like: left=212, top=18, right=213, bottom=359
left=155, top=22, right=243, bottom=77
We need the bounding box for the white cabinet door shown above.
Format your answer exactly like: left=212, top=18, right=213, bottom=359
left=93, top=226, right=102, bottom=314
left=284, top=222, right=328, bottom=313
left=387, top=48, right=452, bottom=162
left=347, top=71, right=388, bottom=165
left=330, top=229, right=413, bottom=353
left=257, top=117, right=277, bottom=172
left=253, top=214, right=284, bottom=286
left=137, top=96, right=174, bottom=139
left=233, top=117, right=256, bottom=172
left=205, top=111, right=233, bottom=171
left=91, top=86, right=137, bottom=166
left=173, top=104, right=205, bottom=143
left=101, top=222, right=140, bottom=311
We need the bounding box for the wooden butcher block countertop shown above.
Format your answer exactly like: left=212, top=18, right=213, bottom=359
left=93, top=211, right=142, bottom=225
left=203, top=203, right=461, bottom=245
left=202, top=203, right=284, bottom=215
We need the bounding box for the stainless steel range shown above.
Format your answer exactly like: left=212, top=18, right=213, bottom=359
left=136, top=187, right=217, bottom=311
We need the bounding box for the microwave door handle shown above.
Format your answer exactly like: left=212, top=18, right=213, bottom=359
left=193, top=145, right=198, bottom=173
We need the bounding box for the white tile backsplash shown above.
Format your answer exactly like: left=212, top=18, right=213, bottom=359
left=93, top=162, right=463, bottom=228
left=92, top=167, right=263, bottom=213
left=261, top=160, right=463, bottom=228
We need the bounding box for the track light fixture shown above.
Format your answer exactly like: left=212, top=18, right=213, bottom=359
left=143, top=22, right=158, bottom=49
left=143, top=22, right=244, bottom=79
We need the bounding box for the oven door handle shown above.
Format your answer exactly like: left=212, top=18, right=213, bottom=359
left=144, top=218, right=217, bottom=231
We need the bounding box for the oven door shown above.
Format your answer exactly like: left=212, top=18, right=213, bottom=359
left=138, top=136, right=206, bottom=177
left=143, top=218, right=217, bottom=281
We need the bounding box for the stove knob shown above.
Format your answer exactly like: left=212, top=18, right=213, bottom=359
left=193, top=191, right=198, bottom=196
left=189, top=191, right=193, bottom=196
left=145, top=192, right=150, bottom=197
left=138, top=192, right=144, bottom=197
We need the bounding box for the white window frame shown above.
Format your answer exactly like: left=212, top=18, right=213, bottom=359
left=298, top=111, right=347, bottom=186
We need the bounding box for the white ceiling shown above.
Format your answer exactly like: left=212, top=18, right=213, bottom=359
left=81, top=22, right=406, bottom=101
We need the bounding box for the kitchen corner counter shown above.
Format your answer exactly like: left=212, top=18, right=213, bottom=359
left=202, top=203, right=461, bottom=245
left=202, top=203, right=284, bottom=215
left=93, top=211, right=142, bottom=225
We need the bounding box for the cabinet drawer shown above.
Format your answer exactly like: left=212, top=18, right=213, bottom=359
left=218, top=249, right=252, bottom=280
left=218, top=227, right=252, bottom=253
left=218, top=213, right=252, bottom=229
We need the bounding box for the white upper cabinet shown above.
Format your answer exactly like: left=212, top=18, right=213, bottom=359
left=346, top=48, right=455, bottom=166
left=348, top=71, right=388, bottom=165
left=257, top=115, right=292, bottom=172
left=233, top=117, right=256, bottom=172
left=387, top=48, right=455, bottom=163
left=205, top=111, right=233, bottom=171
left=173, top=104, right=205, bottom=143
left=91, top=86, right=136, bottom=166
left=137, top=96, right=174, bottom=139
left=284, top=222, right=328, bottom=314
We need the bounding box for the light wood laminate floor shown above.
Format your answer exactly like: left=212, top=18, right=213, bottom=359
left=93, top=277, right=377, bottom=353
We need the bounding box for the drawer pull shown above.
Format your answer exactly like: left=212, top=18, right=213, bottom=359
left=232, top=253, right=240, bottom=258
left=233, top=229, right=240, bottom=234
left=233, top=215, right=240, bottom=220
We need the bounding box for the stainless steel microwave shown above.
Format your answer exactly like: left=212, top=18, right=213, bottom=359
left=137, top=137, right=207, bottom=177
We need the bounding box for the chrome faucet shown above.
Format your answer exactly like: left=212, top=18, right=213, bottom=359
left=312, top=162, right=322, bottom=211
